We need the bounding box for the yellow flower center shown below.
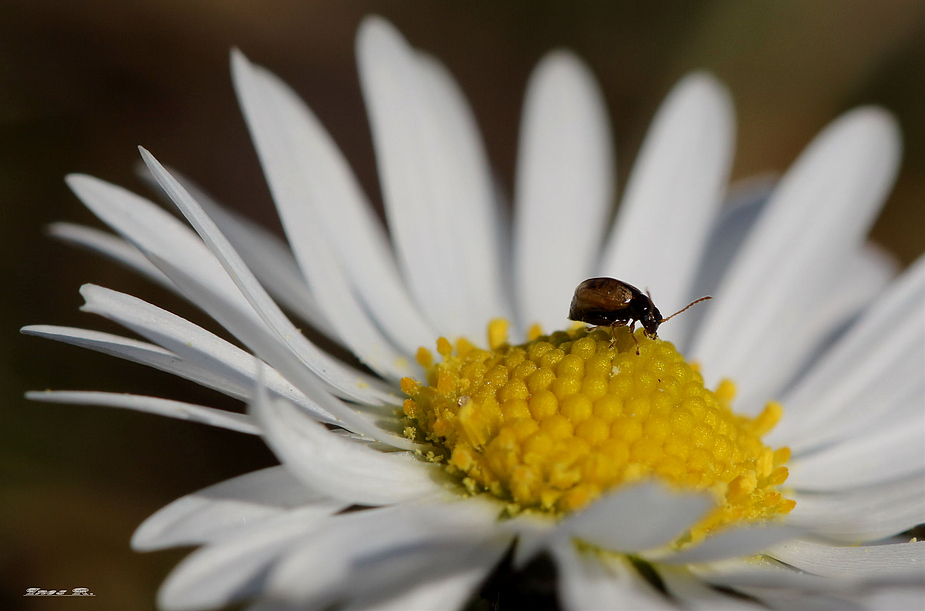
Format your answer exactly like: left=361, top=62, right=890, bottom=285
left=401, top=321, right=794, bottom=543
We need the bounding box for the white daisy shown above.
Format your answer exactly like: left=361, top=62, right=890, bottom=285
left=25, top=15, right=924, bottom=611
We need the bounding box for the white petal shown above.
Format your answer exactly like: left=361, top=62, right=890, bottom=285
left=47, top=222, right=172, bottom=289
left=26, top=390, right=258, bottom=434
left=140, top=148, right=417, bottom=382
left=356, top=17, right=503, bottom=340
left=343, top=561, right=495, bottom=611
left=799, top=242, right=898, bottom=344
left=265, top=500, right=503, bottom=605
left=786, top=474, right=925, bottom=542
left=790, top=361, right=922, bottom=457
left=138, top=165, right=340, bottom=346
left=132, top=466, right=345, bottom=551
left=769, top=255, right=925, bottom=449
left=157, top=507, right=327, bottom=611
left=660, top=525, right=803, bottom=565
left=250, top=389, right=444, bottom=504
left=693, top=556, right=863, bottom=592
left=551, top=541, right=670, bottom=610
left=692, top=558, right=922, bottom=611
left=690, top=108, right=902, bottom=411
left=23, top=324, right=260, bottom=405
left=513, top=50, right=614, bottom=333
left=698, top=556, right=924, bottom=603
left=337, top=538, right=506, bottom=611
left=231, top=51, right=434, bottom=365
left=414, top=52, right=512, bottom=327
left=737, top=243, right=898, bottom=411
left=502, top=511, right=559, bottom=568
left=854, top=584, right=925, bottom=611
left=78, top=284, right=337, bottom=423
left=734, top=588, right=863, bottom=610
left=694, top=560, right=896, bottom=609
left=67, top=173, right=390, bottom=404
left=65, top=173, right=258, bottom=323
left=767, top=539, right=925, bottom=580
left=659, top=566, right=766, bottom=610
left=787, top=413, right=925, bottom=490
left=143, top=256, right=416, bottom=447
left=559, top=482, right=713, bottom=553
left=682, top=176, right=776, bottom=348
left=599, top=72, right=734, bottom=343
left=140, top=239, right=396, bottom=408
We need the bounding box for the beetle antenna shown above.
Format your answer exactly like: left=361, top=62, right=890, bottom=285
left=661, top=296, right=712, bottom=323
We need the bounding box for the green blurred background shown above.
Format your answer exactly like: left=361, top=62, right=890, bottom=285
left=1, top=1, right=922, bottom=609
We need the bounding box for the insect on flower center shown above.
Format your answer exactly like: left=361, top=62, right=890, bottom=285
left=401, top=321, right=794, bottom=542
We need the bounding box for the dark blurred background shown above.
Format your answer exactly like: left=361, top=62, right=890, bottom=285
left=1, top=1, right=922, bottom=609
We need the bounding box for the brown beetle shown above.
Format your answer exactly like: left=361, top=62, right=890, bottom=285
left=568, top=277, right=711, bottom=354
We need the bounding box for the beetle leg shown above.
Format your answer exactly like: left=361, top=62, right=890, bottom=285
left=628, top=321, right=640, bottom=355
left=608, top=320, right=627, bottom=348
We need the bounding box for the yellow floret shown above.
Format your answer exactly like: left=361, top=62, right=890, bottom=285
left=402, top=323, right=795, bottom=543
left=488, top=318, right=509, bottom=350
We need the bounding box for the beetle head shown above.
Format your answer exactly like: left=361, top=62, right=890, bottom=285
left=640, top=304, right=662, bottom=339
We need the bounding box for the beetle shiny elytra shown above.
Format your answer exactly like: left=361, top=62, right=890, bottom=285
left=568, top=277, right=711, bottom=354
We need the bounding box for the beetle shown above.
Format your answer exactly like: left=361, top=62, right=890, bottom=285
left=568, top=277, right=711, bottom=354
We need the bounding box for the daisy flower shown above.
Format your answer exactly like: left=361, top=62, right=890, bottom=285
left=25, top=15, right=924, bottom=611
